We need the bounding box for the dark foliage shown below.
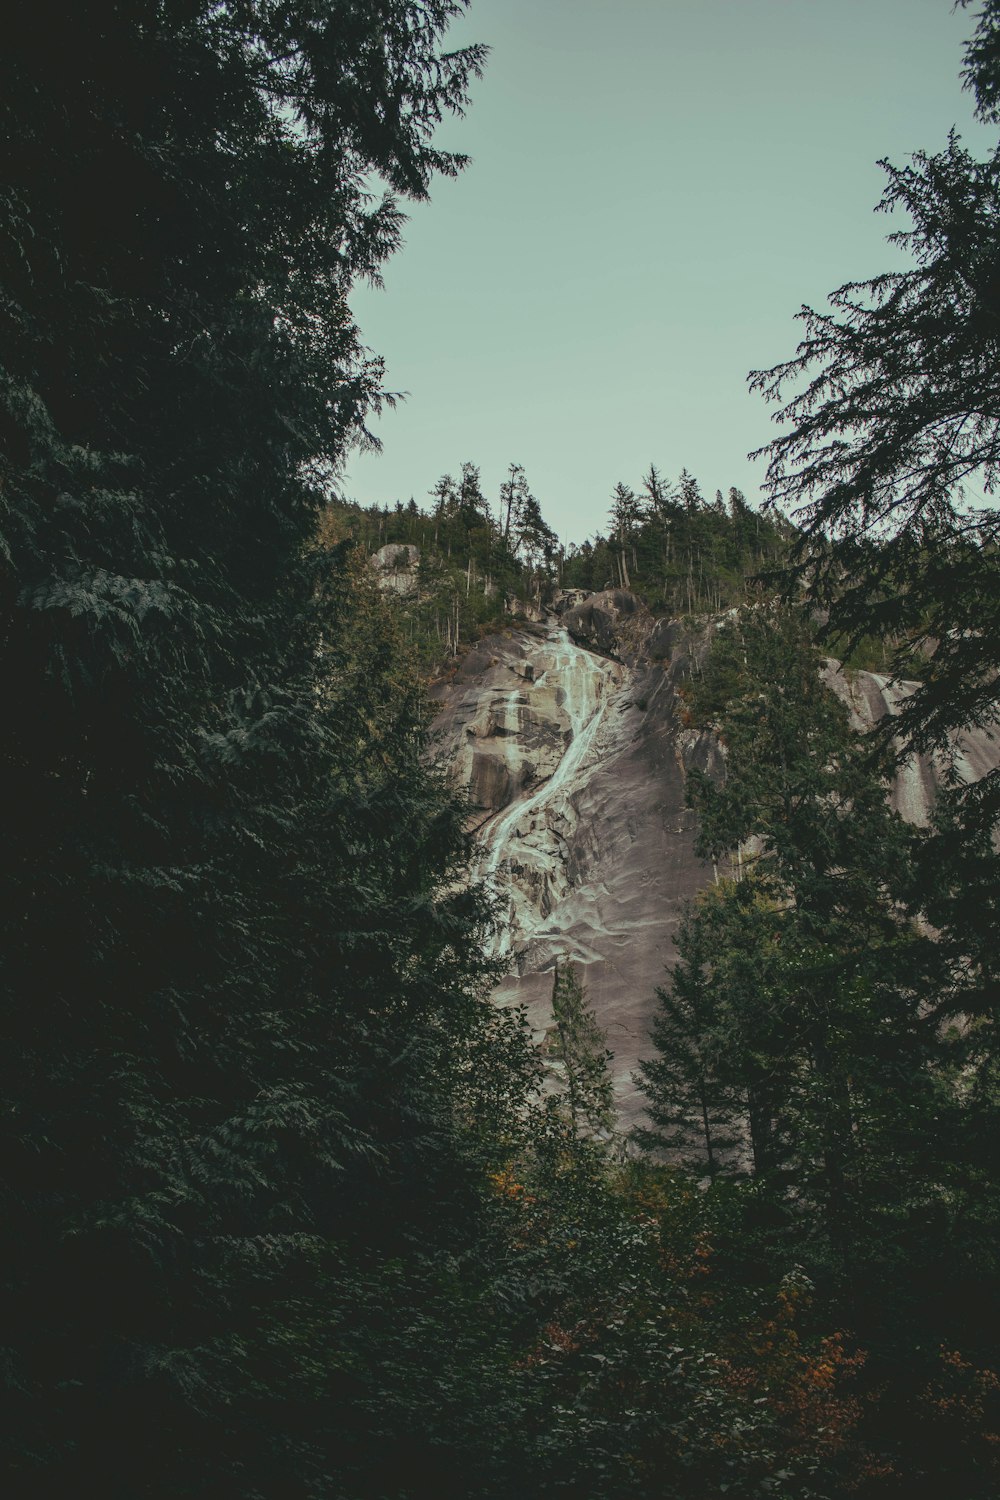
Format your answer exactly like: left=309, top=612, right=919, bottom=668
left=0, top=4, right=528, bottom=1494
left=750, top=1, right=1000, bottom=832
left=327, top=459, right=558, bottom=667
left=635, top=609, right=1000, bottom=1497
left=561, top=468, right=793, bottom=616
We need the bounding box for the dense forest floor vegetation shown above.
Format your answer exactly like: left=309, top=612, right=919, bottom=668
left=3, top=2, right=1000, bottom=1498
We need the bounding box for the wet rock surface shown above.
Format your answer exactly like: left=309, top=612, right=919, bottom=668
left=431, top=611, right=717, bottom=1130
left=821, top=658, right=999, bottom=826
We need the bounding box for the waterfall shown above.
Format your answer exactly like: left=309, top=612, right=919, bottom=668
left=478, top=625, right=614, bottom=958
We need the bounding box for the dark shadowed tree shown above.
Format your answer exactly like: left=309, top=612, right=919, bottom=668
left=679, top=615, right=955, bottom=1263
left=750, top=0, right=1000, bottom=833
left=0, top=4, right=520, bottom=1495
left=747, top=11, right=1000, bottom=1344
left=633, top=905, right=746, bottom=1178
left=546, top=963, right=615, bottom=1138
left=608, top=481, right=642, bottom=588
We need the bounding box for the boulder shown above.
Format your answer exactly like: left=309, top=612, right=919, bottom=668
left=562, top=589, right=647, bottom=661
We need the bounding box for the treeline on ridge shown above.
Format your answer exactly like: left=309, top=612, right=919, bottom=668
left=331, top=460, right=793, bottom=665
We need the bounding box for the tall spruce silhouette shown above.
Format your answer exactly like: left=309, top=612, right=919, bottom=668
left=0, top=4, right=518, bottom=1494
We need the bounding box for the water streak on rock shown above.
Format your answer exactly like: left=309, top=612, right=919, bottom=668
left=477, top=628, right=615, bottom=957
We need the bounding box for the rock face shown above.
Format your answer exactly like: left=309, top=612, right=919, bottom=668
left=371, top=543, right=419, bottom=595
left=431, top=609, right=718, bottom=1131
left=821, top=658, right=999, bottom=826
left=432, top=599, right=1000, bottom=1130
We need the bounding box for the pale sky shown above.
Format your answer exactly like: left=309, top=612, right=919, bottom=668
left=345, top=0, right=991, bottom=545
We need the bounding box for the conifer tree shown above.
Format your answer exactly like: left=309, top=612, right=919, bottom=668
left=677, top=469, right=704, bottom=514
left=751, top=0, right=1000, bottom=835
left=546, top=963, right=615, bottom=1138
left=679, top=612, right=948, bottom=1262
left=457, top=459, right=490, bottom=532
left=748, top=6, right=1000, bottom=1314
left=0, top=3, right=510, bottom=1493
left=633, top=907, right=745, bottom=1177
left=608, top=481, right=641, bottom=588
left=499, top=461, right=530, bottom=549
left=641, top=463, right=676, bottom=521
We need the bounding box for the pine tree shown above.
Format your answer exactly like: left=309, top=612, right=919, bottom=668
left=750, top=0, right=1000, bottom=835
left=608, top=481, right=641, bottom=589
left=641, top=463, right=676, bottom=522
left=499, top=461, right=530, bottom=549
left=682, top=612, right=948, bottom=1261
left=514, top=490, right=559, bottom=589
left=677, top=469, right=704, bottom=514
left=633, top=907, right=745, bottom=1178
left=546, top=963, right=615, bottom=1138
left=747, top=3, right=1000, bottom=1332
left=0, top=4, right=511, bottom=1494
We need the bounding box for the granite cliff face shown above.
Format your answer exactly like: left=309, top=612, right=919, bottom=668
left=820, top=658, right=999, bottom=827
left=431, top=596, right=718, bottom=1130
left=371, top=542, right=420, bottom=595
left=431, top=595, right=999, bottom=1129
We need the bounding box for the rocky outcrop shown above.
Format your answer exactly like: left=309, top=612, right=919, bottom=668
left=821, top=658, right=999, bottom=826
left=432, top=599, right=1000, bottom=1130
left=559, top=588, right=649, bottom=662
left=371, top=543, right=419, bottom=595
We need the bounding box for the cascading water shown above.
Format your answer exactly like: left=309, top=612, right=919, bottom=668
left=477, top=625, right=615, bottom=959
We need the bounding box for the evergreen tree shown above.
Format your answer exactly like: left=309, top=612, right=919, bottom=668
left=0, top=3, right=515, bottom=1494
left=545, top=963, right=615, bottom=1138
left=608, top=481, right=641, bottom=589
left=747, top=3, right=1000, bottom=1354
left=499, top=461, right=530, bottom=549
left=677, top=468, right=704, bottom=514
left=457, top=460, right=489, bottom=530
left=751, top=0, right=1000, bottom=835
left=641, top=462, right=676, bottom=522
left=653, top=608, right=1000, bottom=1479
left=726, top=486, right=755, bottom=565
left=514, top=490, right=558, bottom=586
left=633, top=905, right=745, bottom=1178
left=430, top=472, right=459, bottom=550
left=680, top=613, right=949, bottom=1265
